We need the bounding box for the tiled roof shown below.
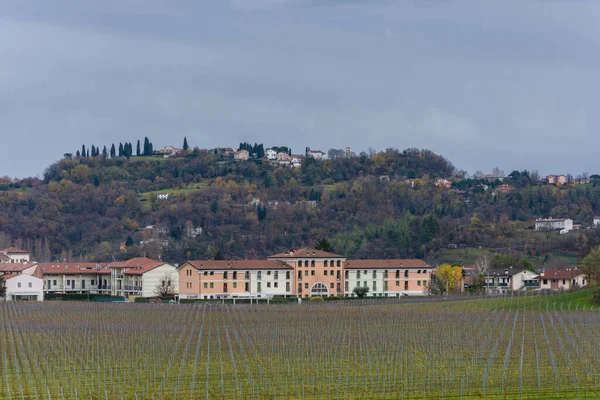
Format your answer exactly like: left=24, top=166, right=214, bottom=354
left=3, top=247, right=29, bottom=254
left=39, top=263, right=111, bottom=275
left=268, top=248, right=345, bottom=259
left=0, top=263, right=38, bottom=273
left=110, top=257, right=166, bottom=275
left=183, top=260, right=293, bottom=270
left=344, top=259, right=429, bottom=269
left=536, top=269, right=585, bottom=280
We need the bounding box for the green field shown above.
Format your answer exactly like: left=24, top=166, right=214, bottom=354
left=2, top=294, right=600, bottom=399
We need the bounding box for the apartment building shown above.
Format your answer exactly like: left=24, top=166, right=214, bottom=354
left=537, top=268, right=587, bottom=291
left=39, top=263, right=112, bottom=294
left=110, top=257, right=178, bottom=298
left=344, top=259, right=433, bottom=296
left=0, top=247, right=31, bottom=263
left=178, top=260, right=294, bottom=300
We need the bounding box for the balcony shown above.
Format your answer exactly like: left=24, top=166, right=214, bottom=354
left=524, top=281, right=540, bottom=287
left=484, top=282, right=509, bottom=287
left=124, top=285, right=142, bottom=291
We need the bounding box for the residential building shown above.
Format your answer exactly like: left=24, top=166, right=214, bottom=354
left=307, top=150, right=325, bottom=160
left=39, top=263, right=112, bottom=294
left=0, top=262, right=41, bottom=278
left=594, top=216, right=600, bottom=227
left=110, top=257, right=178, bottom=298
left=157, top=146, right=182, bottom=158
left=291, top=155, right=304, bottom=168
left=344, top=259, right=433, bottom=296
left=536, top=268, right=586, bottom=291
left=1, top=247, right=31, bottom=263
left=268, top=248, right=347, bottom=298
left=545, top=174, right=567, bottom=185
left=265, top=149, right=277, bottom=160
left=177, top=260, right=294, bottom=300
left=234, top=149, right=250, bottom=161
left=3, top=274, right=44, bottom=301
left=535, top=218, right=573, bottom=233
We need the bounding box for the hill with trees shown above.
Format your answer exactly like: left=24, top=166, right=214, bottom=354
left=1, top=140, right=600, bottom=265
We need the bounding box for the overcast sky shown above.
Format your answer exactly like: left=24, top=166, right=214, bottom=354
left=1, top=0, right=599, bottom=178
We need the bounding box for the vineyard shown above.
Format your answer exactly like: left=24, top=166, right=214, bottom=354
left=1, top=297, right=600, bottom=399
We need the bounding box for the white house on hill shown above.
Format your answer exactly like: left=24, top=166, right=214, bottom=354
left=4, top=274, right=44, bottom=301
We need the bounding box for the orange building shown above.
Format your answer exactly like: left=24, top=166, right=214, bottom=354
left=177, top=248, right=433, bottom=299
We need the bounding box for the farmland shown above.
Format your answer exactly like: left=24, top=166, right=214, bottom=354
left=1, top=298, right=600, bottom=399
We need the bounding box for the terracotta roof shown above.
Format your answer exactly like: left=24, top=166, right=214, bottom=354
left=0, top=263, right=38, bottom=273
left=110, top=257, right=166, bottom=275
left=267, top=248, right=345, bottom=259
left=39, top=263, right=112, bottom=275
left=344, top=259, right=429, bottom=269
left=183, top=260, right=293, bottom=270
left=536, top=269, right=585, bottom=280
left=3, top=247, right=29, bottom=254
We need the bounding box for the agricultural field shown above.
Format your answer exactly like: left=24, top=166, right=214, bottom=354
left=1, top=297, right=600, bottom=399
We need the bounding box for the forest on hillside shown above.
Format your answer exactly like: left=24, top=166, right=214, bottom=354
left=1, top=146, right=600, bottom=264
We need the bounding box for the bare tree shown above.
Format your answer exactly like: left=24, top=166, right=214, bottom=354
left=155, top=272, right=177, bottom=297
left=474, top=253, right=491, bottom=277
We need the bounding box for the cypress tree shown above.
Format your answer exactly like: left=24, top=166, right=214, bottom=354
left=143, top=137, right=150, bottom=155
left=118, top=143, right=124, bottom=157
left=82, top=145, right=86, bottom=158
left=102, top=146, right=108, bottom=159
left=76, top=150, right=81, bottom=158
left=136, top=140, right=141, bottom=156
left=86, top=149, right=90, bottom=157
left=110, top=144, right=116, bottom=158
left=183, top=137, right=189, bottom=151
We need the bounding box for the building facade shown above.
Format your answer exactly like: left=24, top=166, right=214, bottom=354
left=4, top=274, right=44, bottom=301
left=534, top=218, right=573, bottom=232
left=39, top=263, right=112, bottom=294
left=110, top=257, right=178, bottom=298
left=344, top=259, right=432, bottom=296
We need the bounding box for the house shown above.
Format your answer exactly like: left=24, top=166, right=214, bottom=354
left=265, top=149, right=277, bottom=160
left=307, top=150, right=325, bottom=160
left=158, top=146, right=182, bottom=158
left=1, top=247, right=31, bottom=263
left=157, top=193, right=169, bottom=200
left=495, top=184, right=516, bottom=194
left=291, top=155, right=304, bottom=168
left=234, top=149, right=250, bottom=161
left=593, top=217, right=600, bottom=227
left=545, top=174, right=567, bottom=185
left=535, top=218, right=573, bottom=233
left=344, top=259, right=432, bottom=297
left=435, top=178, right=452, bottom=189
left=481, top=174, right=505, bottom=182
left=178, top=260, right=294, bottom=300
left=536, top=268, right=586, bottom=291
left=109, top=257, right=178, bottom=299
left=3, top=274, right=44, bottom=301
left=39, top=263, right=112, bottom=294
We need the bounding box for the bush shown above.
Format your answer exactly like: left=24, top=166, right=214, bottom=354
left=308, top=296, right=324, bottom=302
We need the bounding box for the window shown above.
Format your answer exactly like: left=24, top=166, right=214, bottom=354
left=345, top=270, right=348, bottom=279
left=324, top=270, right=328, bottom=276
left=357, top=271, right=361, bottom=279
left=274, top=282, right=278, bottom=288
left=311, top=283, right=328, bottom=296
left=562, top=279, right=566, bottom=285
left=404, top=270, right=408, bottom=278
left=364, top=270, right=367, bottom=275
left=543, top=279, right=548, bottom=285
left=204, top=271, right=208, bottom=276
left=337, top=260, right=341, bottom=267
left=223, top=271, right=228, bottom=280
left=91, top=280, right=95, bottom=285
left=304, top=260, right=309, bottom=267
left=417, top=281, right=421, bottom=286
left=298, top=271, right=302, bottom=280
left=233, top=271, right=237, bottom=280
left=363, top=281, right=367, bottom=287
left=210, top=271, right=214, bottom=276
left=267, top=270, right=271, bottom=275
left=298, top=261, right=302, bottom=268
left=417, top=270, right=421, bottom=274
left=384, top=270, right=388, bottom=278
left=372, top=271, right=376, bottom=279
left=53, top=280, right=57, bottom=286
left=257, top=282, right=262, bottom=292
left=373, top=281, right=377, bottom=291
left=267, top=282, right=271, bottom=288
left=274, top=271, right=278, bottom=279
left=18, top=283, right=21, bottom=288
left=337, top=283, right=341, bottom=292
left=330, top=282, right=334, bottom=289
left=286, top=271, right=290, bottom=280
left=233, top=282, right=237, bottom=289
left=396, top=270, right=400, bottom=278
left=324, top=260, right=328, bottom=267
left=245, top=271, right=250, bottom=280
left=257, top=271, right=262, bottom=280
left=384, top=282, right=388, bottom=291
left=337, top=270, right=340, bottom=280
left=311, top=260, right=315, bottom=268
left=396, top=281, right=399, bottom=287
left=210, top=283, right=214, bottom=288
left=304, top=283, right=308, bottom=289
left=286, top=282, right=290, bottom=291
left=304, top=270, right=308, bottom=277
left=66, top=280, right=70, bottom=285
left=245, top=282, right=249, bottom=292
left=345, top=281, right=349, bottom=291
left=298, top=283, right=302, bottom=292
left=311, top=271, right=315, bottom=276
left=223, top=283, right=228, bottom=292
left=404, top=281, right=408, bottom=290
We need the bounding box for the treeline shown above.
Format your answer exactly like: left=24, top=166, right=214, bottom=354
left=70, top=137, right=156, bottom=160
left=3, top=145, right=600, bottom=264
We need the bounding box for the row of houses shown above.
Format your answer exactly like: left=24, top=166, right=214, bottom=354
left=0, top=246, right=589, bottom=301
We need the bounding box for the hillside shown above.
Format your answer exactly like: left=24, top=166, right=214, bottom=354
left=1, top=146, right=600, bottom=264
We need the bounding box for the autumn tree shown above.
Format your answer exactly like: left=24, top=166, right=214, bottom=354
left=435, top=264, right=462, bottom=294
left=0, top=275, right=5, bottom=298
left=581, top=246, right=600, bottom=286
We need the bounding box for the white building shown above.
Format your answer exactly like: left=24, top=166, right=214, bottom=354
left=307, top=150, right=326, bottom=160
left=110, top=257, right=178, bottom=298
left=157, top=193, right=169, bottom=200
left=537, top=268, right=587, bottom=291
left=594, top=217, right=600, bottom=227
left=4, top=274, right=44, bottom=301
left=265, top=149, right=277, bottom=160
left=534, top=218, right=573, bottom=232
left=234, top=149, right=250, bottom=161
left=0, top=247, right=31, bottom=263
left=0, top=262, right=40, bottom=277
